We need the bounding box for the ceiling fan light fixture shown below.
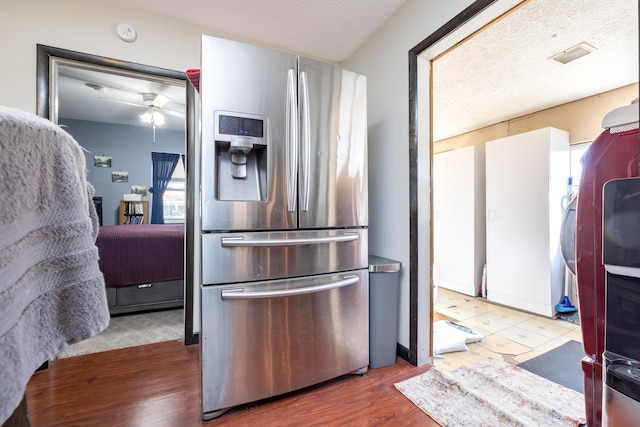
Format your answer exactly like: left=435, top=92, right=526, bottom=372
left=140, top=110, right=165, bottom=126
left=549, top=42, right=596, bottom=64
left=153, top=111, right=165, bottom=125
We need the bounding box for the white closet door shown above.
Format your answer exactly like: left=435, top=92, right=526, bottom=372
left=434, top=145, right=485, bottom=297
left=485, top=127, right=569, bottom=316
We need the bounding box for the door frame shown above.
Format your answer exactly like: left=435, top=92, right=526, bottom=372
left=36, top=44, right=198, bottom=344
left=406, top=0, right=512, bottom=365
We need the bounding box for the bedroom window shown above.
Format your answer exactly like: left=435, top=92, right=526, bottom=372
left=163, top=157, right=186, bottom=223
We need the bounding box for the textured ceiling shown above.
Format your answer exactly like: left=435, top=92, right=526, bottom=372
left=113, top=0, right=407, bottom=63
left=432, top=0, right=639, bottom=141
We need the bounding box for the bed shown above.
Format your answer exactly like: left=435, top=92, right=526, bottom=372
left=96, top=224, right=185, bottom=315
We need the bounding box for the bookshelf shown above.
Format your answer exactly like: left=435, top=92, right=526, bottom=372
left=119, top=200, right=149, bottom=225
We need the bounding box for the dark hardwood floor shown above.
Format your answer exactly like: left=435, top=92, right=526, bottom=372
left=26, top=340, right=439, bottom=426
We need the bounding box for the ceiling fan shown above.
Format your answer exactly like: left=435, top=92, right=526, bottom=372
left=98, top=91, right=185, bottom=142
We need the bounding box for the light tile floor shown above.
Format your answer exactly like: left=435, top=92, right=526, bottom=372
left=433, top=288, right=583, bottom=371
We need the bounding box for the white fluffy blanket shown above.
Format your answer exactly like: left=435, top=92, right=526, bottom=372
left=0, top=106, right=110, bottom=423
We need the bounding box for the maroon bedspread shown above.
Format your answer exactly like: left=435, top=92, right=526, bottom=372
left=96, top=224, right=184, bottom=288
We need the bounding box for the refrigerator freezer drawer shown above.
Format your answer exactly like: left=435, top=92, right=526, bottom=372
left=604, top=384, right=640, bottom=426
left=202, top=228, right=368, bottom=284
left=201, top=270, right=369, bottom=418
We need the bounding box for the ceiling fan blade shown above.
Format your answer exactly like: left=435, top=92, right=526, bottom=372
left=98, top=97, right=145, bottom=108
left=164, top=109, right=185, bottom=118
left=153, top=94, right=170, bottom=107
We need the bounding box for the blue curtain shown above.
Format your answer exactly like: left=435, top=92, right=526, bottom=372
left=150, top=152, right=180, bottom=224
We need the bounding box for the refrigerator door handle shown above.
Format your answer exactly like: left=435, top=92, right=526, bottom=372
left=221, top=275, right=359, bottom=300
left=299, top=70, right=311, bottom=212
left=221, top=232, right=359, bottom=247
left=286, top=68, right=298, bottom=212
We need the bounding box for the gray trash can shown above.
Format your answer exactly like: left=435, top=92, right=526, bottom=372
left=368, top=255, right=401, bottom=368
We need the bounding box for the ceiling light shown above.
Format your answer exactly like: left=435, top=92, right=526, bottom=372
left=140, top=110, right=165, bottom=143
left=140, top=110, right=165, bottom=126
left=549, top=42, right=596, bottom=64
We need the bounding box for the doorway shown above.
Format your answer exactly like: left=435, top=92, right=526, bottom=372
left=36, top=45, right=198, bottom=355
left=416, top=0, right=637, bottom=367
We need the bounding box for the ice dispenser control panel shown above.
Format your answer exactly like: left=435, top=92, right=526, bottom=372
left=213, top=111, right=268, bottom=201
left=218, top=114, right=264, bottom=139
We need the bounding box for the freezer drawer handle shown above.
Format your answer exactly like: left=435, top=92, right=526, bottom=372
left=221, top=232, right=359, bottom=247
left=221, top=274, right=359, bottom=300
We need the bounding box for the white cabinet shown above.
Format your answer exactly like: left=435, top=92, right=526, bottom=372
left=434, top=145, right=486, bottom=297
left=485, top=127, right=569, bottom=317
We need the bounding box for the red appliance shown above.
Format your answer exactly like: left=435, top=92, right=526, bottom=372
left=186, top=69, right=200, bottom=93
left=575, top=103, right=639, bottom=427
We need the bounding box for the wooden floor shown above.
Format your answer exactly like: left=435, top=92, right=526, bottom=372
left=26, top=340, right=439, bottom=426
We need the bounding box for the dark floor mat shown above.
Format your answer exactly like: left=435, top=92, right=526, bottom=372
left=517, top=340, right=584, bottom=394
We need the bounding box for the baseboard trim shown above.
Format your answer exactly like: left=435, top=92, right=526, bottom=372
left=185, top=332, right=199, bottom=345
left=397, top=343, right=411, bottom=365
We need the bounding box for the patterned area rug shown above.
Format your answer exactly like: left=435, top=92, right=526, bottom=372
left=55, top=309, right=184, bottom=359
left=395, top=358, right=586, bottom=427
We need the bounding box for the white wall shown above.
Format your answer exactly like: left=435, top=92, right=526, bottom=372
left=342, top=0, right=474, bottom=353
left=0, top=0, right=219, bottom=114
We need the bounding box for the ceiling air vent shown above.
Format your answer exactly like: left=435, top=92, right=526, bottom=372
left=549, top=42, right=596, bottom=64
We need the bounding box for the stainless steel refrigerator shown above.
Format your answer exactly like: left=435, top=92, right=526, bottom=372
left=198, top=35, right=369, bottom=420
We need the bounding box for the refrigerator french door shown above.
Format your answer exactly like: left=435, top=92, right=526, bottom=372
left=198, top=35, right=368, bottom=420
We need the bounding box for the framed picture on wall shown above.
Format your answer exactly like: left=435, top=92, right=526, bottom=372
left=111, top=171, right=129, bottom=183
left=131, top=185, right=148, bottom=196
left=94, top=155, right=112, bottom=168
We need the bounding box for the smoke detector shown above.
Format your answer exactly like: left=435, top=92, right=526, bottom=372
left=116, top=23, right=137, bottom=43
left=549, top=42, right=596, bottom=64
